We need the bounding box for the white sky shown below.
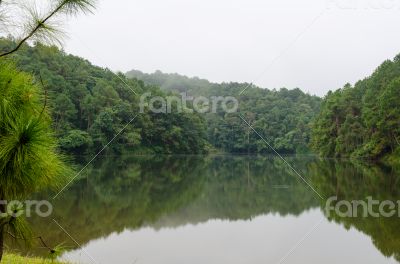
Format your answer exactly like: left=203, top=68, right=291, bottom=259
left=64, top=0, right=400, bottom=96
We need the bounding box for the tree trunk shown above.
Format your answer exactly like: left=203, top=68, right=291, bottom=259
left=393, top=133, right=400, bottom=146
left=0, top=225, right=3, bottom=262
left=0, top=200, right=4, bottom=262
left=335, top=116, right=340, bottom=134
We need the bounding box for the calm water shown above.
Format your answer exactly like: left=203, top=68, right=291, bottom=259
left=19, top=155, right=400, bottom=263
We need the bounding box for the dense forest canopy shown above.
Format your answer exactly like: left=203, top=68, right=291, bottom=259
left=0, top=38, right=208, bottom=154
left=2, top=36, right=398, bottom=159
left=0, top=37, right=322, bottom=155
left=126, top=69, right=322, bottom=154
left=311, top=54, right=400, bottom=160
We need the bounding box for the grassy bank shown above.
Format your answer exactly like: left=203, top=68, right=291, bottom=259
left=3, top=253, right=69, bottom=264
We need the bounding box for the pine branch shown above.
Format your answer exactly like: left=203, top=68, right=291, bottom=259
left=0, top=3, right=64, bottom=57
left=0, top=0, right=95, bottom=58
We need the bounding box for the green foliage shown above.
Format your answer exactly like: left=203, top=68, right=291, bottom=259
left=0, top=0, right=97, bottom=57
left=0, top=37, right=321, bottom=155
left=311, top=55, right=400, bottom=160
left=47, top=243, right=67, bottom=261
left=58, top=130, right=92, bottom=153
left=126, top=70, right=322, bottom=154
left=0, top=60, right=70, bottom=199
left=0, top=60, right=72, bottom=261
left=3, top=253, right=68, bottom=264
left=0, top=38, right=208, bottom=154
left=6, top=214, right=34, bottom=248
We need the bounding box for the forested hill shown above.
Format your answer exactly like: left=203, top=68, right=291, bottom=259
left=0, top=38, right=208, bottom=154
left=127, top=69, right=322, bottom=153
left=311, top=54, right=400, bottom=160
left=0, top=37, right=322, bottom=155
left=126, top=69, right=216, bottom=96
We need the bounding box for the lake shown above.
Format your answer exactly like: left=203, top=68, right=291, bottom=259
left=17, top=155, right=400, bottom=263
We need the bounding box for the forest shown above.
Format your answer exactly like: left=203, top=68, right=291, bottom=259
left=0, top=37, right=322, bottom=155
left=0, top=38, right=208, bottom=155
left=127, top=69, right=322, bottom=153
left=1, top=37, right=399, bottom=161
left=1, top=0, right=399, bottom=263
left=311, top=54, right=400, bottom=161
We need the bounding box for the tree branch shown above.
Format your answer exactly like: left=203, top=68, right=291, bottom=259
left=6, top=231, right=53, bottom=251
left=0, top=1, right=66, bottom=58
left=38, top=74, right=48, bottom=119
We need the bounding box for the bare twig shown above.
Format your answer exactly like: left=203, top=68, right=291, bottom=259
left=6, top=231, right=53, bottom=251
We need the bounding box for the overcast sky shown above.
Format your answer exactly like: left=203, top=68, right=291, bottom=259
left=64, top=0, right=400, bottom=96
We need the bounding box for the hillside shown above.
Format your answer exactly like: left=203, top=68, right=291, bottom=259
left=311, top=54, right=400, bottom=160
left=126, top=69, right=322, bottom=153
left=0, top=38, right=208, bottom=154
left=0, top=37, right=322, bottom=155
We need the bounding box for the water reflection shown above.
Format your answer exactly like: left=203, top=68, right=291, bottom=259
left=11, top=155, right=400, bottom=263
left=310, top=159, right=400, bottom=262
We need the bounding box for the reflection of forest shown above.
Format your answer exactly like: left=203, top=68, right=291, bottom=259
left=310, top=159, right=400, bottom=262
left=10, top=156, right=400, bottom=261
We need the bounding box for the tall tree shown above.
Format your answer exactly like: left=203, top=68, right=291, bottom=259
left=0, top=0, right=96, bottom=261
left=0, top=61, right=71, bottom=261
